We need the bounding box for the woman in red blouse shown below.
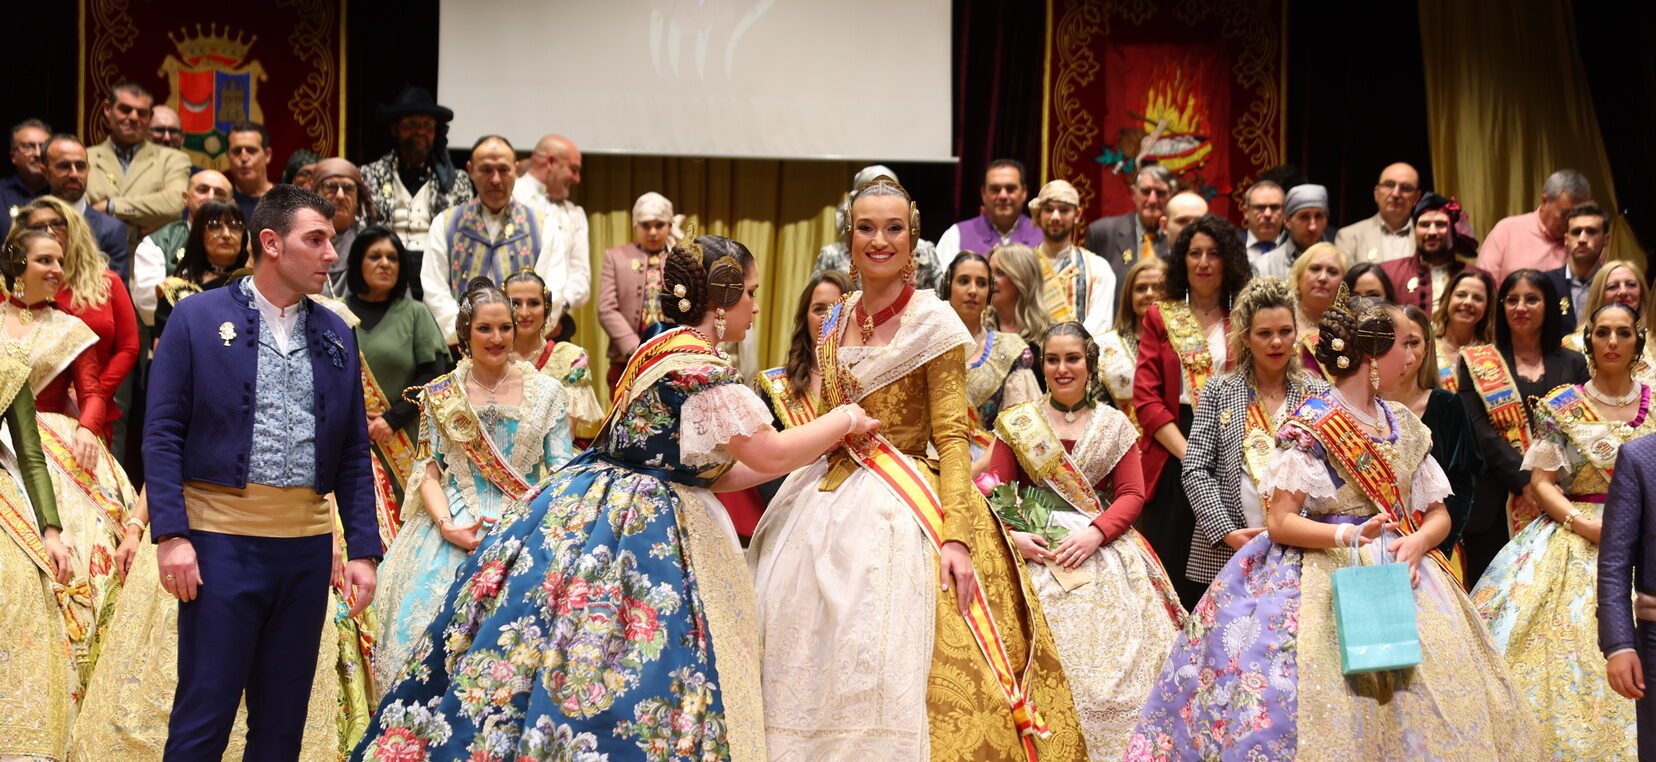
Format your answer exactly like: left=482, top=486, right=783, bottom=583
left=17, top=197, right=137, bottom=444
left=1132, top=213, right=1252, bottom=609
left=983, top=321, right=1184, bottom=758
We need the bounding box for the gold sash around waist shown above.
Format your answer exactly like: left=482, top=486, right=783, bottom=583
left=184, top=481, right=331, bottom=538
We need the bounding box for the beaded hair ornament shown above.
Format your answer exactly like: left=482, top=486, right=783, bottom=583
left=1328, top=281, right=1396, bottom=365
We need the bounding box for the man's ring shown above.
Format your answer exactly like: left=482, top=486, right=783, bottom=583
left=166, top=574, right=175, bottom=580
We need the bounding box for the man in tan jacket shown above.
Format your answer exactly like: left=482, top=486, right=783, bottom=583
left=85, top=80, right=190, bottom=245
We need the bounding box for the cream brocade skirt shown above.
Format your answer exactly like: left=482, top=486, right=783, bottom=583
left=0, top=510, right=71, bottom=760
left=749, top=458, right=937, bottom=760
left=65, top=541, right=342, bottom=761
left=1032, top=513, right=1181, bottom=761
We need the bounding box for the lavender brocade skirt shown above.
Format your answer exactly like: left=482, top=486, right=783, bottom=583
left=1126, top=523, right=1545, bottom=761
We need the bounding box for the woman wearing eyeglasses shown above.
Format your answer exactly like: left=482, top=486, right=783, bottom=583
left=152, top=200, right=251, bottom=338
left=1457, top=268, right=1588, bottom=583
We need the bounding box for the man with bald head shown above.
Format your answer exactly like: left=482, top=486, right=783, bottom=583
left=1335, top=162, right=1422, bottom=263
left=513, top=133, right=591, bottom=310
left=133, top=169, right=233, bottom=325
left=149, top=105, right=186, bottom=150
left=1161, top=190, right=1208, bottom=245
left=421, top=135, right=564, bottom=344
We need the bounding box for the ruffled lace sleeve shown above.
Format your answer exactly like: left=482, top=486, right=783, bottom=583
left=1260, top=445, right=1338, bottom=499
left=1520, top=439, right=1570, bottom=473
left=1409, top=451, right=1453, bottom=513
left=679, top=382, right=776, bottom=468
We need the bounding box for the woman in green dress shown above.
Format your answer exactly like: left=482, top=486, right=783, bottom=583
left=334, top=225, right=451, bottom=546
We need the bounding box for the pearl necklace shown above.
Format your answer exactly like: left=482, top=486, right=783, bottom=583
left=1584, top=380, right=1640, bottom=407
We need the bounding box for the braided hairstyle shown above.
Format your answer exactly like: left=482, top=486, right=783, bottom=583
left=660, top=234, right=754, bottom=326
left=1315, top=292, right=1396, bottom=378
left=0, top=229, right=55, bottom=293
left=1040, top=321, right=1102, bottom=400
left=454, top=276, right=515, bottom=357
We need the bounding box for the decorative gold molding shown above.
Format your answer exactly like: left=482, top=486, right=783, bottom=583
left=277, top=0, right=338, bottom=156
left=81, top=0, right=140, bottom=144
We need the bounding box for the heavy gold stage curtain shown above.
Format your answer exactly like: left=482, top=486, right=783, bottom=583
left=569, top=156, right=854, bottom=406
left=1418, top=0, right=1639, bottom=262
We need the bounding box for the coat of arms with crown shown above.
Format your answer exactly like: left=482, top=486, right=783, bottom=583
left=157, top=23, right=267, bottom=170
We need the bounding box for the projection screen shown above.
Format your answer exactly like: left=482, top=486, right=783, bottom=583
left=435, top=0, right=953, bottom=161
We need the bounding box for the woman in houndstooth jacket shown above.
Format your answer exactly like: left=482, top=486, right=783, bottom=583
left=1179, top=277, right=1328, bottom=603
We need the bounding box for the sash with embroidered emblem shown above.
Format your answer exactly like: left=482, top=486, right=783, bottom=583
left=1538, top=384, right=1635, bottom=475
left=818, top=298, right=1051, bottom=751
left=1241, top=400, right=1276, bottom=496
left=362, top=362, right=415, bottom=546
left=994, top=400, right=1176, bottom=591
left=1462, top=345, right=1539, bottom=534
left=756, top=367, right=818, bottom=430
left=37, top=422, right=124, bottom=530
left=311, top=294, right=417, bottom=545
left=422, top=370, right=533, bottom=502
left=1159, top=300, right=1217, bottom=406
left=1462, top=345, right=1531, bottom=453
left=1286, top=396, right=1461, bottom=583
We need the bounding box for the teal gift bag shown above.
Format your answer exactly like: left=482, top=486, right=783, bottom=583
left=1329, top=525, right=1423, bottom=675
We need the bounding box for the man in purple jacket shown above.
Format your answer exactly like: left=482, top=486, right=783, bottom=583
left=145, top=184, right=381, bottom=760
left=935, top=158, right=1042, bottom=261
left=1601, top=433, right=1656, bottom=757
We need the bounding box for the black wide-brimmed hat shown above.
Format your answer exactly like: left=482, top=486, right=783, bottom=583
left=376, top=86, right=454, bottom=123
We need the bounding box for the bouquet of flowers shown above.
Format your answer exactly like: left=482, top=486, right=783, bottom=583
left=983, top=477, right=1071, bottom=546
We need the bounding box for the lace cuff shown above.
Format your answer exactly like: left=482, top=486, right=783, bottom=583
left=1520, top=439, right=1570, bottom=473
left=679, top=383, right=776, bottom=468
left=1409, top=454, right=1453, bottom=512
left=1260, top=447, right=1337, bottom=499
left=565, top=384, right=605, bottom=427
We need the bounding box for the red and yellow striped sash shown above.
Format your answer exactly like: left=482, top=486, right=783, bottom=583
left=841, top=432, right=1050, bottom=750
left=38, top=421, right=124, bottom=528
left=1288, top=396, right=1462, bottom=584
left=1159, top=301, right=1217, bottom=407
left=757, top=367, right=818, bottom=430
left=362, top=359, right=415, bottom=545
left=599, top=328, right=722, bottom=435
left=1461, top=345, right=1538, bottom=534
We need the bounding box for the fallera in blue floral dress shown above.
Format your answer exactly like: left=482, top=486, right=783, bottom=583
left=352, top=327, right=771, bottom=762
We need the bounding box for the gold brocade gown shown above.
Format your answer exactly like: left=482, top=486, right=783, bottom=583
left=750, top=291, right=1085, bottom=761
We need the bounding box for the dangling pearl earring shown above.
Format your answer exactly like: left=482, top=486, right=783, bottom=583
left=1369, top=360, right=1381, bottom=396
left=714, top=307, right=727, bottom=341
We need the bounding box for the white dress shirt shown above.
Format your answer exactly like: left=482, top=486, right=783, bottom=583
left=248, top=278, right=302, bottom=354
left=513, top=174, right=592, bottom=310
left=421, top=201, right=563, bottom=345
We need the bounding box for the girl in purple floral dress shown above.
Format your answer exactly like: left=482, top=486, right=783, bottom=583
left=1126, top=295, right=1544, bottom=761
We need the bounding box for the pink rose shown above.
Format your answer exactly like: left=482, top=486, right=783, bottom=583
left=974, top=471, right=1004, bottom=496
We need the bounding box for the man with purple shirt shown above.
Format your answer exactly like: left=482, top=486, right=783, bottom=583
left=1601, top=434, right=1656, bottom=757
left=935, top=158, right=1042, bottom=261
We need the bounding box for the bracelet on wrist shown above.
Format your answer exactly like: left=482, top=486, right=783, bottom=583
left=1563, top=509, right=1583, bottom=532
left=839, top=407, right=858, bottom=435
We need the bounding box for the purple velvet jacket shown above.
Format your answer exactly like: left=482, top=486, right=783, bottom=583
left=1599, top=434, right=1656, bottom=656
left=143, top=277, right=380, bottom=559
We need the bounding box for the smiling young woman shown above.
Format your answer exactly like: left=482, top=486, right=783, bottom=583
left=1457, top=269, right=1588, bottom=583
left=750, top=176, right=1086, bottom=760
left=943, top=251, right=1039, bottom=465
left=1471, top=301, right=1655, bottom=758
left=982, top=321, right=1184, bottom=758
left=371, top=277, right=575, bottom=696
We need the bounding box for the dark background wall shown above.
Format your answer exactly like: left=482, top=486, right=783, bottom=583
left=4, top=0, right=1645, bottom=251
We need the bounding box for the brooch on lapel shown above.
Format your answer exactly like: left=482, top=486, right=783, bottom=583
left=1559, top=298, right=1571, bottom=316
left=1219, top=408, right=1233, bottom=428
left=321, top=329, right=346, bottom=368
left=1406, top=276, right=1420, bottom=292
left=218, top=322, right=236, bottom=346
left=503, top=222, right=515, bottom=238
